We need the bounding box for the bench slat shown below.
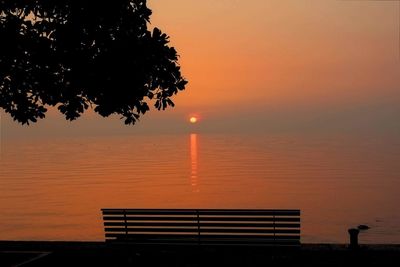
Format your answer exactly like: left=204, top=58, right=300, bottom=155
left=106, top=233, right=199, bottom=239
left=198, top=229, right=300, bottom=234
left=103, top=216, right=197, bottom=221
left=102, top=209, right=198, bottom=215
left=103, top=216, right=300, bottom=222
left=198, top=210, right=300, bottom=216
left=105, top=233, right=299, bottom=240
left=102, top=209, right=300, bottom=216
left=200, top=237, right=299, bottom=242
left=105, top=227, right=198, bottom=233
left=104, top=222, right=197, bottom=227
left=198, top=239, right=300, bottom=246
left=105, top=227, right=300, bottom=234
left=104, top=222, right=300, bottom=228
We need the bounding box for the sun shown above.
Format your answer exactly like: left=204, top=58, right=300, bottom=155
left=189, top=116, right=198, bottom=124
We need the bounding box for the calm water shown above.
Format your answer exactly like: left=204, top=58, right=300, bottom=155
left=1, top=133, right=399, bottom=243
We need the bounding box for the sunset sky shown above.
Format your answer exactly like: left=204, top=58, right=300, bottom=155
left=1, top=0, right=399, bottom=138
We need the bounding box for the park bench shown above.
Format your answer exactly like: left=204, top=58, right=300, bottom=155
left=102, top=209, right=300, bottom=247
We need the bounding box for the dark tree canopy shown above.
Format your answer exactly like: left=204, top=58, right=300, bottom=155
left=0, top=0, right=187, bottom=125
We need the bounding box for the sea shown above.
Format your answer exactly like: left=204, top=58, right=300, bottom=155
left=1, top=133, right=399, bottom=243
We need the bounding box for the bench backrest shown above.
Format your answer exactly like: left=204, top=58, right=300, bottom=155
left=102, top=209, right=300, bottom=246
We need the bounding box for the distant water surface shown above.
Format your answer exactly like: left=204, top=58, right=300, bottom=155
left=1, top=133, right=399, bottom=243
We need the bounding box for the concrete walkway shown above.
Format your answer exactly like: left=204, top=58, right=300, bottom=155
left=1, top=241, right=400, bottom=266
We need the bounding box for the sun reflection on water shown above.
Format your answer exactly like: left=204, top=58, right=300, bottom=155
left=190, top=133, right=199, bottom=192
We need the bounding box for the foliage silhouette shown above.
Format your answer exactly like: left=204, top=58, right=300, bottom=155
left=0, top=0, right=187, bottom=125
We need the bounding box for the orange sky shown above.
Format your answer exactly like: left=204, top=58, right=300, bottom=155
left=150, top=0, right=399, bottom=109
left=1, top=0, right=399, bottom=136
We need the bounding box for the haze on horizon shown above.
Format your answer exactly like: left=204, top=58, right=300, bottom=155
left=1, top=0, right=399, bottom=138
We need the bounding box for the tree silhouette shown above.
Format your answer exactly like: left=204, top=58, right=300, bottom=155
left=0, top=0, right=187, bottom=125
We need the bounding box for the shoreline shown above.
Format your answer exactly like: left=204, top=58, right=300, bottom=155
left=2, top=240, right=400, bottom=248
